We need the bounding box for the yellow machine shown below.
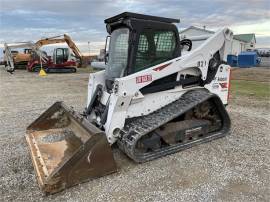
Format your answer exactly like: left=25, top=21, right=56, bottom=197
left=13, top=49, right=32, bottom=65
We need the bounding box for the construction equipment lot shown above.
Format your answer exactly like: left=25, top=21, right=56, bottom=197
left=0, top=67, right=269, bottom=201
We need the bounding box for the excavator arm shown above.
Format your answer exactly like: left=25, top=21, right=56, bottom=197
left=63, top=34, right=83, bottom=59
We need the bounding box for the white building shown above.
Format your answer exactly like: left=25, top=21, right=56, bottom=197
left=231, top=34, right=256, bottom=55
left=179, top=26, right=214, bottom=50
left=179, top=26, right=256, bottom=56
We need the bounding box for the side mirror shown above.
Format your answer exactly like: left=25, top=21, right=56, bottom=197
left=180, top=39, right=192, bottom=51
left=105, top=53, right=109, bottom=64
left=105, top=35, right=110, bottom=64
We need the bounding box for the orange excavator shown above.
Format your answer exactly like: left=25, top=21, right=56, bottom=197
left=27, top=34, right=84, bottom=73
left=3, top=42, right=37, bottom=72
left=12, top=48, right=32, bottom=68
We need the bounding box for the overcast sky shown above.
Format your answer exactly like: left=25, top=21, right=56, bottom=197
left=0, top=0, right=269, bottom=56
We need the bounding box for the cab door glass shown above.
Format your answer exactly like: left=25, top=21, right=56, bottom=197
left=56, top=48, right=64, bottom=64
left=106, top=28, right=129, bottom=79
left=63, top=48, right=69, bottom=62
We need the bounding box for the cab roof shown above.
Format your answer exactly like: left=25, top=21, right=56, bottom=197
left=104, top=12, right=180, bottom=24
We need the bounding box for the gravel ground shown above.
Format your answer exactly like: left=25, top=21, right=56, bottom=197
left=231, top=67, right=270, bottom=82
left=0, top=68, right=269, bottom=202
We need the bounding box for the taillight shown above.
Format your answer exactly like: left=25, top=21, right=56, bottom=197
left=227, top=67, right=232, bottom=102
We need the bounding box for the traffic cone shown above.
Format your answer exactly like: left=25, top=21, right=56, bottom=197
left=39, top=68, right=47, bottom=76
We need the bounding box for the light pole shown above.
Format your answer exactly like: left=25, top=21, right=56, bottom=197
left=88, top=41, right=90, bottom=56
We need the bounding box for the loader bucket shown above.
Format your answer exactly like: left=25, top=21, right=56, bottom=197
left=25, top=102, right=117, bottom=194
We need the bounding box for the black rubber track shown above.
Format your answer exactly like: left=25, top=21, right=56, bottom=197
left=45, top=67, right=77, bottom=73
left=117, top=89, right=231, bottom=163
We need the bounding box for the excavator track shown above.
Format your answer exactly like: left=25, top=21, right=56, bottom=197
left=45, top=67, right=77, bottom=73
left=118, top=89, right=231, bottom=162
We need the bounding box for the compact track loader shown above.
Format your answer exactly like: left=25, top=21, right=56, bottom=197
left=26, top=12, right=232, bottom=194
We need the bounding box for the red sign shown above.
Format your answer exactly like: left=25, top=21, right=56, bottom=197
left=153, top=62, right=172, bottom=71
left=219, top=82, right=228, bottom=88
left=136, top=75, right=152, bottom=83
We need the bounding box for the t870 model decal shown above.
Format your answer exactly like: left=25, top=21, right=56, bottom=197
left=136, top=75, right=152, bottom=83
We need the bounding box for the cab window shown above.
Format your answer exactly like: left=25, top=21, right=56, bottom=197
left=134, top=29, right=176, bottom=72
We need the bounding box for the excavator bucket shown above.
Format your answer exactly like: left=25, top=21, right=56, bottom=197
left=25, top=102, right=117, bottom=194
